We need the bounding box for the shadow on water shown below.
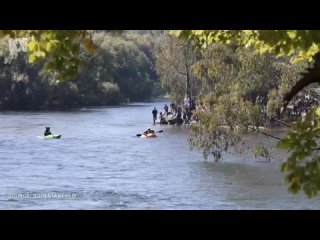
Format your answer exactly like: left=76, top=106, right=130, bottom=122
left=0, top=104, right=155, bottom=115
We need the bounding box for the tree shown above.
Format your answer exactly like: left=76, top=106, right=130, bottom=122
left=94, top=32, right=159, bottom=101
left=155, top=34, right=200, bottom=102
left=0, top=31, right=161, bottom=109
left=0, top=30, right=100, bottom=82
left=171, top=30, right=320, bottom=198
left=189, top=43, right=292, bottom=161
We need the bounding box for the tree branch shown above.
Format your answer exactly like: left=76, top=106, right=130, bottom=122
left=248, top=126, right=281, bottom=140
left=282, top=52, right=320, bottom=111
left=274, top=119, right=291, bottom=128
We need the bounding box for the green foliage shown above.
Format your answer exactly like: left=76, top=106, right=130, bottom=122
left=253, top=144, right=270, bottom=160
left=171, top=30, right=320, bottom=198
left=188, top=89, right=262, bottom=161
left=266, top=60, right=308, bottom=119
left=278, top=108, right=320, bottom=197
left=187, top=44, right=293, bottom=161
left=94, top=32, right=160, bottom=101
left=0, top=30, right=96, bottom=82
left=0, top=31, right=161, bottom=109
left=170, top=30, right=320, bottom=62
left=155, top=34, right=200, bottom=102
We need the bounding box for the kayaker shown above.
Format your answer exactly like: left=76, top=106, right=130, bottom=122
left=144, top=128, right=155, bottom=135
left=44, top=127, right=52, bottom=136
left=152, top=107, right=158, bottom=124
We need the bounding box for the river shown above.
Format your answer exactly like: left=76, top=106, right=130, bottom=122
left=0, top=100, right=319, bottom=209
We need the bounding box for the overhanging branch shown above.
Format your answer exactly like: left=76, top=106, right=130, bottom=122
left=282, top=52, right=320, bottom=111
left=248, top=126, right=281, bottom=140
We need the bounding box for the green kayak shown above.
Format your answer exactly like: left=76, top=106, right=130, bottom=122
left=37, top=135, right=62, bottom=139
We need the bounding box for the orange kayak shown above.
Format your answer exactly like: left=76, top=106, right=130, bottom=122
left=142, top=133, right=157, bottom=138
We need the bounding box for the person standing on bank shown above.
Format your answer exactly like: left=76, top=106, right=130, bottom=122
left=152, top=107, right=158, bottom=125
left=164, top=104, right=169, bottom=115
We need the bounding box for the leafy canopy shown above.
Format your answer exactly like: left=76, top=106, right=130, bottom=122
left=0, top=30, right=98, bottom=82
left=170, top=30, right=320, bottom=198
left=170, top=30, right=320, bottom=62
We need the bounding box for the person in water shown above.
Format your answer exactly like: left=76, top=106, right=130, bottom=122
left=44, top=127, right=52, bottom=136
left=152, top=107, right=158, bottom=124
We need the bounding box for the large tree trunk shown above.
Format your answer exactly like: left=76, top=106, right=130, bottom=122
left=186, top=64, right=191, bottom=99
left=282, top=52, right=320, bottom=110
left=186, top=72, right=190, bottom=99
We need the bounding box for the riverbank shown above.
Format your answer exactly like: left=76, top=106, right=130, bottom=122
left=0, top=97, right=168, bottom=112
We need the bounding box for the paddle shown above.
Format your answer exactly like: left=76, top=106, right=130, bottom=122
left=136, top=130, right=163, bottom=137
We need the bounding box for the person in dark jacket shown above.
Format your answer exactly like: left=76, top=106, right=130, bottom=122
left=44, top=127, right=52, bottom=136
left=152, top=107, right=158, bottom=124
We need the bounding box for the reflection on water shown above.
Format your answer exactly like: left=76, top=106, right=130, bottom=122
left=0, top=101, right=319, bottom=209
